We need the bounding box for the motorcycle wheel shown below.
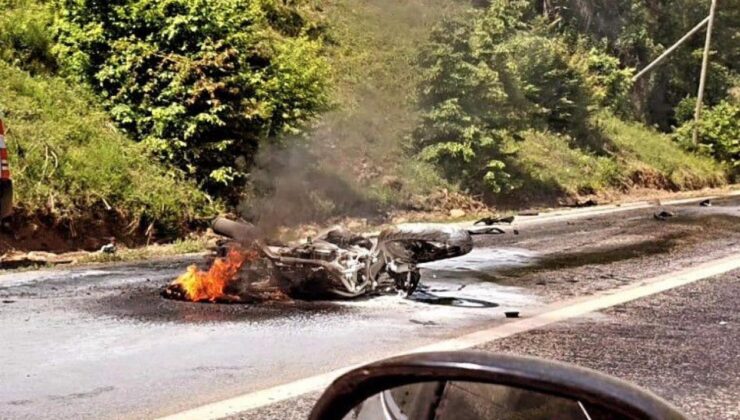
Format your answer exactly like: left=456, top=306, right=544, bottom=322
left=391, top=271, right=421, bottom=296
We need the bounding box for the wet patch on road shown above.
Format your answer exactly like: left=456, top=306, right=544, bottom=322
left=84, top=282, right=352, bottom=324
left=421, top=211, right=740, bottom=303
left=499, top=233, right=682, bottom=277
left=407, top=289, right=499, bottom=308
left=421, top=247, right=538, bottom=283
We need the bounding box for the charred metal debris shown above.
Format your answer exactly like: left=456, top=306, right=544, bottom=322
left=163, top=217, right=508, bottom=301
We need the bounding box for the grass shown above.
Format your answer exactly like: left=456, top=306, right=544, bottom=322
left=596, top=114, right=727, bottom=189
left=514, top=130, right=619, bottom=196
left=76, top=237, right=210, bottom=264
left=512, top=113, right=727, bottom=200
left=0, top=0, right=56, bottom=74
left=0, top=62, right=218, bottom=235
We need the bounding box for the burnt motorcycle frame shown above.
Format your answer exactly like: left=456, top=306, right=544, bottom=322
left=212, top=217, right=481, bottom=298
left=308, top=351, right=686, bottom=420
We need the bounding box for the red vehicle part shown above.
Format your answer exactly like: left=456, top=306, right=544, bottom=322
left=0, top=118, right=13, bottom=218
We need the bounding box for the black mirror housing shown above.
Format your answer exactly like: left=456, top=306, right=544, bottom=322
left=309, top=351, right=686, bottom=420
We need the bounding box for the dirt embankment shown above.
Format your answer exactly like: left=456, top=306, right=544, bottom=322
left=2, top=186, right=737, bottom=266
left=0, top=206, right=187, bottom=255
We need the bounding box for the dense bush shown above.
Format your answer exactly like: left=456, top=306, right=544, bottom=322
left=412, top=0, right=727, bottom=199
left=412, top=2, right=599, bottom=195
left=579, top=47, right=635, bottom=117
left=674, top=101, right=740, bottom=177
left=502, top=33, right=592, bottom=133
left=0, top=0, right=57, bottom=73
left=412, top=13, right=519, bottom=195
left=0, top=62, right=215, bottom=233
left=53, top=0, right=331, bottom=196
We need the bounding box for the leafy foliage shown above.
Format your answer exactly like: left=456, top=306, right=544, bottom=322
left=0, top=0, right=57, bottom=73
left=412, top=12, right=519, bottom=194
left=413, top=0, right=726, bottom=199
left=579, top=47, right=635, bottom=117
left=502, top=33, right=592, bottom=133
left=0, top=62, right=216, bottom=233
left=547, top=0, right=740, bottom=129
left=674, top=101, right=740, bottom=177
left=412, top=3, right=598, bottom=194
left=53, top=0, right=331, bottom=196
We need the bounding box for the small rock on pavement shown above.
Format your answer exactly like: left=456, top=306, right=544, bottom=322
left=449, top=208, right=466, bottom=218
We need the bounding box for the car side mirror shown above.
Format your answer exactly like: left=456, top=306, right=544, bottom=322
left=309, top=351, right=686, bottom=420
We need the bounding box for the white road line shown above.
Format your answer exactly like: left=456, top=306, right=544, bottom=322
left=358, top=190, right=740, bottom=237
left=477, top=190, right=740, bottom=228
left=158, top=254, right=740, bottom=420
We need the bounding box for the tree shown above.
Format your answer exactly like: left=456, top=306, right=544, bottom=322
left=675, top=100, right=739, bottom=177
left=411, top=2, right=597, bottom=195
left=54, top=0, right=330, bottom=198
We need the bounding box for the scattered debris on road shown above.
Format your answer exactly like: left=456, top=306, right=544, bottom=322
left=572, top=198, right=598, bottom=208
left=474, top=215, right=515, bottom=225
left=409, top=319, right=437, bottom=326
left=700, top=199, right=712, bottom=207
left=407, top=288, right=498, bottom=308
left=654, top=210, right=676, bottom=221
left=468, top=226, right=506, bottom=235
left=518, top=210, right=540, bottom=216
left=505, top=311, right=520, bottom=318
left=99, top=238, right=117, bottom=254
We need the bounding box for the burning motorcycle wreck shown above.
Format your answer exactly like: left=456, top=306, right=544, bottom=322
left=161, top=217, right=506, bottom=303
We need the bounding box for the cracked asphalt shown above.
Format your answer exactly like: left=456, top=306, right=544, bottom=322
left=1, top=195, right=739, bottom=419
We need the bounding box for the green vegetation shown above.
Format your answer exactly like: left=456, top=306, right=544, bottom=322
left=543, top=0, right=739, bottom=127
left=0, top=62, right=215, bottom=233
left=0, top=0, right=56, bottom=73
left=411, top=0, right=729, bottom=202
left=598, top=113, right=725, bottom=189
left=0, top=0, right=736, bottom=251
left=496, top=114, right=724, bottom=201
left=674, top=100, right=739, bottom=178
left=53, top=0, right=331, bottom=197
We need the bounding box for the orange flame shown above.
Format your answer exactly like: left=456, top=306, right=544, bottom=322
left=171, top=248, right=257, bottom=302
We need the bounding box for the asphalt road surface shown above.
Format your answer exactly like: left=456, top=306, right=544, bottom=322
left=1, top=195, right=739, bottom=419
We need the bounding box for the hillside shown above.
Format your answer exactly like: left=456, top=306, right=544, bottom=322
left=0, top=0, right=736, bottom=252
left=300, top=0, right=730, bottom=214
left=0, top=62, right=216, bottom=251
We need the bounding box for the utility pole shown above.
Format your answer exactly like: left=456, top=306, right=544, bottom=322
left=631, top=16, right=709, bottom=83
left=693, top=0, right=718, bottom=144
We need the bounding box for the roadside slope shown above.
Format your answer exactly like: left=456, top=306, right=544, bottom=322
left=0, top=63, right=215, bottom=252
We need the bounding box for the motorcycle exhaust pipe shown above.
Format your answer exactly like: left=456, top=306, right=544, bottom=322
left=212, top=217, right=259, bottom=245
